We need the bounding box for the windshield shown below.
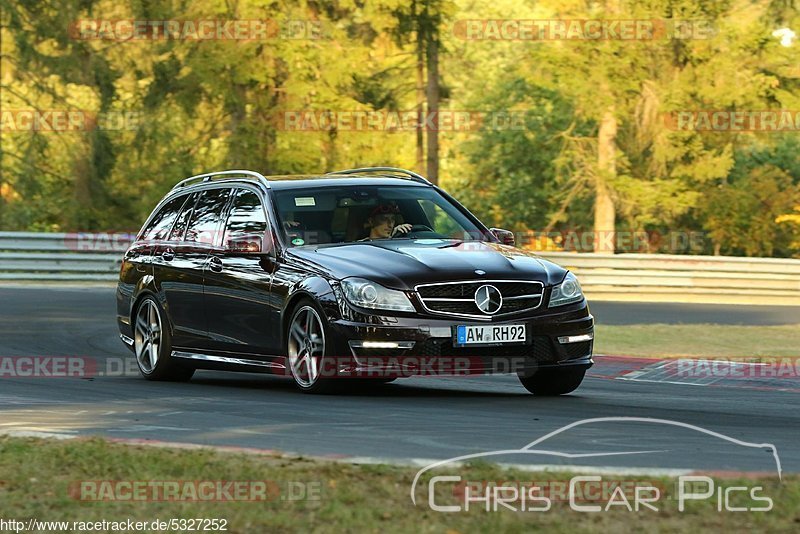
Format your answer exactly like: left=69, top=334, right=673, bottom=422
left=273, top=185, right=489, bottom=247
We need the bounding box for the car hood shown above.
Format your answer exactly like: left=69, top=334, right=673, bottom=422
left=286, top=240, right=568, bottom=290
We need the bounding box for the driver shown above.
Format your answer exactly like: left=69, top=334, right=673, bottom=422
left=361, top=203, right=412, bottom=240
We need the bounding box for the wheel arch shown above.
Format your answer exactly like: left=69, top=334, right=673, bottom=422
left=130, top=287, right=174, bottom=339
left=280, top=276, right=338, bottom=349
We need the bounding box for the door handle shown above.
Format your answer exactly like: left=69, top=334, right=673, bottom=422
left=162, top=248, right=175, bottom=261
left=207, top=256, right=223, bottom=273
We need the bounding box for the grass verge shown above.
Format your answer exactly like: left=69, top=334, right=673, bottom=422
left=0, top=437, right=796, bottom=532
left=594, top=324, right=800, bottom=359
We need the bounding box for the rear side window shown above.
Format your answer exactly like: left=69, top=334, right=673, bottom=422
left=169, top=192, right=198, bottom=241
left=140, top=195, right=188, bottom=241
left=185, top=188, right=232, bottom=245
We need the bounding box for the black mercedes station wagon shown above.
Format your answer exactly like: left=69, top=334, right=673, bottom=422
left=117, top=167, right=594, bottom=394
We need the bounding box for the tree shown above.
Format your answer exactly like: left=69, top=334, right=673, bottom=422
left=448, top=0, right=799, bottom=255
left=387, top=0, right=450, bottom=183
left=703, top=165, right=800, bottom=256
left=1, top=0, right=798, bottom=261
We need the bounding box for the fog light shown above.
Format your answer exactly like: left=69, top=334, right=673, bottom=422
left=349, top=341, right=416, bottom=349
left=557, top=333, right=594, bottom=344
left=364, top=341, right=400, bottom=349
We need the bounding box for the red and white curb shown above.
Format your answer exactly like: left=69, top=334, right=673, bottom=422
left=590, top=355, right=800, bottom=392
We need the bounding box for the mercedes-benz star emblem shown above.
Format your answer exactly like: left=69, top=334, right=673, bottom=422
left=474, top=284, right=502, bottom=315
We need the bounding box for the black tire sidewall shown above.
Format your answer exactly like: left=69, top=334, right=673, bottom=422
left=519, top=367, right=586, bottom=396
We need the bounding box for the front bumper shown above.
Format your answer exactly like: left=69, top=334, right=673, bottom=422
left=326, top=301, right=594, bottom=377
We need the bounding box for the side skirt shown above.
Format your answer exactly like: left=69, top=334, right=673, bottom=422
left=171, top=350, right=287, bottom=373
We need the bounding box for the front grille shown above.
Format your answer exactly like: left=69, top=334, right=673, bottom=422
left=416, top=280, right=543, bottom=318
left=416, top=281, right=538, bottom=298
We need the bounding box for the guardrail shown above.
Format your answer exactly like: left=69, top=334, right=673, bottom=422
left=1, top=232, right=799, bottom=304
left=543, top=252, right=800, bottom=305
left=0, top=232, right=131, bottom=282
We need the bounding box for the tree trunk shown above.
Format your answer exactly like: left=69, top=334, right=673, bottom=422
left=594, top=109, right=616, bottom=253
left=71, top=148, right=92, bottom=230
left=415, top=16, right=425, bottom=175
left=425, top=32, right=439, bottom=185
left=325, top=126, right=338, bottom=172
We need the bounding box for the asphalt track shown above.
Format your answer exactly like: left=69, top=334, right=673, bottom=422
left=0, top=286, right=798, bottom=474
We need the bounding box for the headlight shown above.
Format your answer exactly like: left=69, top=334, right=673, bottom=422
left=548, top=272, right=584, bottom=307
left=340, top=277, right=415, bottom=312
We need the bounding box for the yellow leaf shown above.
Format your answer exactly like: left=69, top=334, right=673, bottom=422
left=0, top=183, right=21, bottom=202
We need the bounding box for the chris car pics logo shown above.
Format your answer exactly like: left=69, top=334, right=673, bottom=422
left=410, top=417, right=780, bottom=513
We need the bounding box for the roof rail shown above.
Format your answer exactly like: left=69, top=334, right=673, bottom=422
left=326, top=167, right=432, bottom=185
left=171, top=169, right=270, bottom=191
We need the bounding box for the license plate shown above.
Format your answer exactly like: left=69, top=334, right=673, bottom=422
left=454, top=324, right=527, bottom=346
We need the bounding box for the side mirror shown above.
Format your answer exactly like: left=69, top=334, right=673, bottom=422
left=225, top=234, right=265, bottom=255
left=490, top=228, right=516, bottom=247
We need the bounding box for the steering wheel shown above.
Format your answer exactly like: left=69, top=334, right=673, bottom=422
left=395, top=224, right=435, bottom=238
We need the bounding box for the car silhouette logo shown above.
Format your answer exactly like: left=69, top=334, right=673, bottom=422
left=475, top=284, right=502, bottom=314
left=410, top=417, right=783, bottom=506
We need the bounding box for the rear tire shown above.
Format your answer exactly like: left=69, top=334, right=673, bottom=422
left=133, top=296, right=195, bottom=382
left=518, top=368, right=585, bottom=396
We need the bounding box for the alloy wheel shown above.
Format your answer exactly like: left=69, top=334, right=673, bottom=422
left=287, top=306, right=326, bottom=387
left=134, top=299, right=162, bottom=374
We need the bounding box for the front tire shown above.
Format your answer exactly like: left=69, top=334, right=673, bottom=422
left=518, top=367, right=586, bottom=396
left=133, top=296, right=194, bottom=382
left=286, top=299, right=337, bottom=393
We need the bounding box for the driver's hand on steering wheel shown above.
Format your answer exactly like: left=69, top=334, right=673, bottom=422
left=391, top=223, right=413, bottom=237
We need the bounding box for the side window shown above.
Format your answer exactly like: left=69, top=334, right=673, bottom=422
left=169, top=192, right=197, bottom=241
left=185, top=188, right=232, bottom=246
left=140, top=195, right=188, bottom=241
left=224, top=189, right=271, bottom=252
